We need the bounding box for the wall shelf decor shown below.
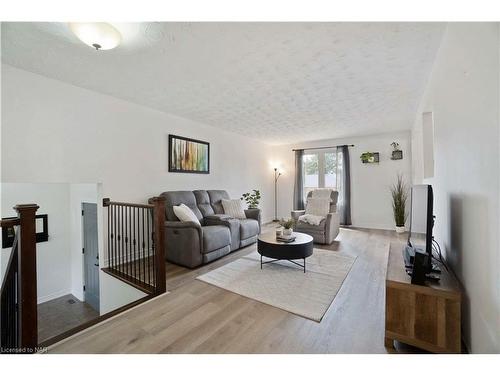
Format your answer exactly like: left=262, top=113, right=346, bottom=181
left=360, top=152, right=380, bottom=164
left=390, top=142, right=403, bottom=160
left=391, top=150, right=403, bottom=160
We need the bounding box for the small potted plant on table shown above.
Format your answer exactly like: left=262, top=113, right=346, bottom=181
left=279, top=218, right=294, bottom=237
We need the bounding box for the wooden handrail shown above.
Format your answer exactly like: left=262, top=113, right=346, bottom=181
left=0, top=218, right=21, bottom=228
left=102, top=198, right=154, bottom=209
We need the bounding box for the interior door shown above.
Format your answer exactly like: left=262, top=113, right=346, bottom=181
left=83, top=202, right=100, bottom=312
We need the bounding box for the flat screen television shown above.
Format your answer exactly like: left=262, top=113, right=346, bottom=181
left=407, top=184, right=434, bottom=273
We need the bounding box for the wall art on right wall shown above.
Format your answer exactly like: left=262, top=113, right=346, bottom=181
left=390, top=142, right=403, bottom=160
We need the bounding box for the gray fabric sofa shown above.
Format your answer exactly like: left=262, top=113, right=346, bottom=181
left=160, top=190, right=261, bottom=268
left=291, top=190, right=340, bottom=244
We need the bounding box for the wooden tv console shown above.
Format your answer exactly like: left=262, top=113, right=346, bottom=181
left=385, top=242, right=462, bottom=353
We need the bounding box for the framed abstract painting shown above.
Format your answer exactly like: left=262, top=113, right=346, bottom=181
left=168, top=134, right=210, bottom=174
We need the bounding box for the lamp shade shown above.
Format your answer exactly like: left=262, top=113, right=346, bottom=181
left=69, top=23, right=121, bottom=50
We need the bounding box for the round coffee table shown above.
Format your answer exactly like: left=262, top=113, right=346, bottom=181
left=257, top=231, right=313, bottom=273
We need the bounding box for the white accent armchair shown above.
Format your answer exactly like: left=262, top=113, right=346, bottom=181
left=291, top=190, right=340, bottom=244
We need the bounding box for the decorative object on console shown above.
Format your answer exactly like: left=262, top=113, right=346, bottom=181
left=221, top=198, right=247, bottom=219
left=390, top=142, right=403, bottom=160
left=360, top=152, right=379, bottom=163
left=168, top=134, right=209, bottom=174
left=2, top=214, right=49, bottom=248
left=241, top=189, right=261, bottom=209
left=390, top=174, right=408, bottom=233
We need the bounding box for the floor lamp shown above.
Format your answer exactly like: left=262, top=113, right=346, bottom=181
left=273, top=167, right=281, bottom=222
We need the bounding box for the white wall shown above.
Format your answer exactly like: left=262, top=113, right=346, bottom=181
left=1, top=64, right=275, bottom=312
left=411, top=23, right=500, bottom=353
left=1, top=64, right=274, bottom=222
left=100, top=272, right=146, bottom=315
left=1, top=183, right=72, bottom=303
left=273, top=131, right=412, bottom=230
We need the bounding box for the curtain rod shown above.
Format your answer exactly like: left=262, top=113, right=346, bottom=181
left=292, top=144, right=355, bottom=152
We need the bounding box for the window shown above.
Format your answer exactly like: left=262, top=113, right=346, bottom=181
left=303, top=149, right=342, bottom=199
left=303, top=154, right=319, bottom=191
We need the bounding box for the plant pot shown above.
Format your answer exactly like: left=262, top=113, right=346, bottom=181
left=283, top=228, right=293, bottom=237
left=395, top=226, right=405, bottom=234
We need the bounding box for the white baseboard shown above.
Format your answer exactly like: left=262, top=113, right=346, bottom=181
left=348, top=221, right=408, bottom=232
left=37, top=289, right=72, bottom=304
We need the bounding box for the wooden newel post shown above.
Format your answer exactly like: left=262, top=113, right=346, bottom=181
left=150, top=197, right=166, bottom=295
left=14, top=204, right=39, bottom=351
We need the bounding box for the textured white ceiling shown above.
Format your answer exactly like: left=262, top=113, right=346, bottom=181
left=1, top=22, right=445, bottom=144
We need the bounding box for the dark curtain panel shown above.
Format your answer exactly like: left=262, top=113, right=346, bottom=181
left=293, top=149, right=304, bottom=210
left=338, top=145, right=352, bottom=225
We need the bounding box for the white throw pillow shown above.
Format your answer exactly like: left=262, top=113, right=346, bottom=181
left=221, top=199, right=247, bottom=219
left=173, top=203, right=200, bottom=224
left=305, top=198, right=330, bottom=217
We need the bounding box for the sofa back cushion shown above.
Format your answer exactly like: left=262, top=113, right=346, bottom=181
left=207, top=190, right=230, bottom=214
left=306, top=189, right=339, bottom=213
left=193, top=190, right=215, bottom=217
left=161, top=190, right=204, bottom=222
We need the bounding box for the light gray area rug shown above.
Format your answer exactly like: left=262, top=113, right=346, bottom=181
left=196, top=249, right=356, bottom=322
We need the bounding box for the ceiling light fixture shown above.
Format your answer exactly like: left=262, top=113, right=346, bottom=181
left=69, top=22, right=122, bottom=51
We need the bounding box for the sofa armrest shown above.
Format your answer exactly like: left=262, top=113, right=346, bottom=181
left=244, top=208, right=261, bottom=227
left=291, top=210, right=306, bottom=222
left=324, top=212, right=340, bottom=244
left=164, top=220, right=203, bottom=268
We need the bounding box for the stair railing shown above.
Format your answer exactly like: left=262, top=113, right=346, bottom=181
left=102, top=197, right=166, bottom=295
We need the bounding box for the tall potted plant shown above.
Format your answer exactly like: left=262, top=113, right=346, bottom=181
left=390, top=174, right=408, bottom=233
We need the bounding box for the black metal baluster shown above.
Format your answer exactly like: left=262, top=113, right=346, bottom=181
left=133, top=206, right=136, bottom=281
left=142, top=208, right=146, bottom=285
left=128, top=206, right=131, bottom=277
left=125, top=205, right=129, bottom=277
left=120, top=206, right=125, bottom=272
left=114, top=204, right=117, bottom=271
left=108, top=206, right=111, bottom=267
left=151, top=208, right=156, bottom=287
left=113, top=205, right=117, bottom=271
left=131, top=206, right=135, bottom=280
left=147, top=208, right=151, bottom=286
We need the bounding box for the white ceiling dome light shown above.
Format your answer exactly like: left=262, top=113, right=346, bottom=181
left=69, top=23, right=122, bottom=50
